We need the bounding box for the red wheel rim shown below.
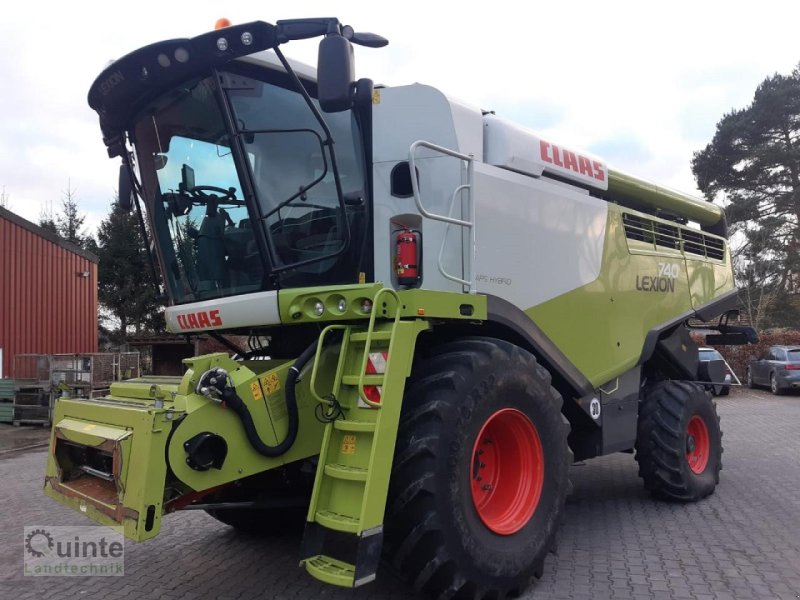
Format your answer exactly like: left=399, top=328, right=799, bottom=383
left=470, top=408, right=544, bottom=535
left=686, top=415, right=710, bottom=474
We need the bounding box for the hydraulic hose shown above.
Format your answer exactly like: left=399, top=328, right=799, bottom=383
left=219, top=340, right=318, bottom=458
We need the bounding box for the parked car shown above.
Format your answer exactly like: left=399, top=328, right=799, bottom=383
left=747, top=345, right=800, bottom=395
left=698, top=347, right=733, bottom=396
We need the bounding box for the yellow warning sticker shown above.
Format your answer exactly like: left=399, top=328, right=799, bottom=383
left=372, top=89, right=381, bottom=105
left=260, top=373, right=281, bottom=396
left=341, top=434, right=357, bottom=455
left=359, top=271, right=366, bottom=284
left=250, top=381, right=263, bottom=401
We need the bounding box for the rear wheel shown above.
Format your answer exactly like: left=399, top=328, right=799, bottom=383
left=385, top=338, right=571, bottom=598
left=770, top=373, right=785, bottom=395
left=635, top=381, right=722, bottom=501
left=747, top=368, right=755, bottom=389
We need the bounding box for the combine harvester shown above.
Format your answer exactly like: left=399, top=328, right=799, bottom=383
left=45, top=18, right=755, bottom=598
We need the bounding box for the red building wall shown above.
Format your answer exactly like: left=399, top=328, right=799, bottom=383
left=0, top=207, right=98, bottom=378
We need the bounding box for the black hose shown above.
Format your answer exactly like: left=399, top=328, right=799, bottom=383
left=221, top=340, right=317, bottom=457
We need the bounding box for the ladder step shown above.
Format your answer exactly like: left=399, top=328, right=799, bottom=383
left=341, top=375, right=384, bottom=386
left=324, top=463, right=368, bottom=481
left=333, top=420, right=376, bottom=433
left=349, top=331, right=393, bottom=343
left=303, top=554, right=355, bottom=588
left=315, top=510, right=360, bottom=533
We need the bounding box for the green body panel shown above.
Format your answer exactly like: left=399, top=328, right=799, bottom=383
left=44, top=397, right=174, bottom=541
left=528, top=205, right=733, bottom=387
left=608, top=169, right=723, bottom=227
left=278, top=283, right=487, bottom=324
left=686, top=252, right=734, bottom=311
left=279, top=283, right=384, bottom=324
left=396, top=288, right=487, bottom=320
left=166, top=354, right=328, bottom=490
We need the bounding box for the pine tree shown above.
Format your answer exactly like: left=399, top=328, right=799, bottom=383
left=57, top=181, right=87, bottom=248
left=692, top=63, right=800, bottom=328
left=95, top=199, right=162, bottom=341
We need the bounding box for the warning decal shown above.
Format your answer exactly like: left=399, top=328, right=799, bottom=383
left=260, top=373, right=281, bottom=396
left=341, top=434, right=357, bottom=455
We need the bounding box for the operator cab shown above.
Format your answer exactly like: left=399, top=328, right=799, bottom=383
left=89, top=19, right=385, bottom=306
left=133, top=67, right=368, bottom=303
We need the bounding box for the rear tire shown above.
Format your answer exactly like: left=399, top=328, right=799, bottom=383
left=747, top=368, right=755, bottom=389
left=635, top=381, right=722, bottom=501
left=385, top=338, right=571, bottom=599
left=770, top=373, right=785, bottom=396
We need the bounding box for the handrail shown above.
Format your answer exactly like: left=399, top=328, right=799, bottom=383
left=356, top=288, right=401, bottom=408
left=408, top=140, right=476, bottom=292
left=309, top=324, right=351, bottom=405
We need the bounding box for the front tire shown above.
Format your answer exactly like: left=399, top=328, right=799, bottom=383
left=635, top=381, right=722, bottom=501
left=385, top=338, right=571, bottom=599
left=747, top=368, right=755, bottom=389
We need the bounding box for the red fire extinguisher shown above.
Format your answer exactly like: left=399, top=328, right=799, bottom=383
left=395, top=228, right=420, bottom=286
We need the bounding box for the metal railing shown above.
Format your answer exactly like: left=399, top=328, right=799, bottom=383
left=408, top=140, right=475, bottom=292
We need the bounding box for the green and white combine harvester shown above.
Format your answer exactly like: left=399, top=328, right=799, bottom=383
left=44, top=18, right=756, bottom=598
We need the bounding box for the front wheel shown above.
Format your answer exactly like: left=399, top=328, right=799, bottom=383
left=385, top=338, right=571, bottom=598
left=747, top=368, right=755, bottom=389
left=635, top=381, right=722, bottom=501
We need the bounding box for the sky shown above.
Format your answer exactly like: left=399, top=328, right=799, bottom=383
left=1, top=1, right=799, bottom=234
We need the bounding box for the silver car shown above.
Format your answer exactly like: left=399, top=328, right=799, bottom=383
left=747, top=345, right=800, bottom=395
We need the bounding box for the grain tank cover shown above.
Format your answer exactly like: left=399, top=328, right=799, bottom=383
left=483, top=114, right=609, bottom=191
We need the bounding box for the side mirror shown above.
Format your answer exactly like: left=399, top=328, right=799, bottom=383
left=119, top=164, right=133, bottom=211
left=317, top=34, right=354, bottom=113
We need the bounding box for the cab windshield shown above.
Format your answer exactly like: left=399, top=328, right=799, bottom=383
left=132, top=68, right=367, bottom=304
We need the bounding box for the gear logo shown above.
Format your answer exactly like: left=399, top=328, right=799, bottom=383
left=25, top=529, right=54, bottom=558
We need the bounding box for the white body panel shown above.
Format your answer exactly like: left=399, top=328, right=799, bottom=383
left=484, top=114, right=609, bottom=191
left=372, top=84, right=482, bottom=293
left=371, top=84, right=607, bottom=308
left=472, top=163, right=608, bottom=307
left=165, top=290, right=280, bottom=333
